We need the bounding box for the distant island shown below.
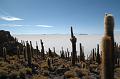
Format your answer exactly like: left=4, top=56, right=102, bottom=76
left=79, top=34, right=88, bottom=35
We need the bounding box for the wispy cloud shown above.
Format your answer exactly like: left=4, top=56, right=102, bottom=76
left=36, top=25, right=54, bottom=28
left=0, top=24, right=54, bottom=28
left=0, top=24, right=23, bottom=27
left=0, top=16, right=24, bottom=21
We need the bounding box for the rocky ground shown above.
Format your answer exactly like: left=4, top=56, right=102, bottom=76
left=0, top=55, right=119, bottom=79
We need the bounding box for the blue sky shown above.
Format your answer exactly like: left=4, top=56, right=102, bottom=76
left=0, top=0, right=120, bottom=34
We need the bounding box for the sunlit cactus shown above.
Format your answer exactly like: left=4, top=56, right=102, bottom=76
left=47, top=58, right=51, bottom=68
left=101, top=13, right=115, bottom=79
left=67, top=48, right=70, bottom=60
left=3, top=47, right=7, bottom=61
left=70, top=26, right=77, bottom=65
left=104, top=13, right=114, bottom=65
left=101, top=36, right=113, bottom=79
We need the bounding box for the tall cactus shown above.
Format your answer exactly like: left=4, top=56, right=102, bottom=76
left=92, top=49, right=95, bottom=61
left=70, top=27, right=77, bottom=65
left=79, top=43, right=85, bottom=62
left=67, top=48, right=69, bottom=60
left=96, top=44, right=101, bottom=64
left=94, top=48, right=97, bottom=61
left=53, top=47, right=55, bottom=55
left=23, top=46, right=27, bottom=61
left=104, top=13, right=114, bottom=66
left=101, top=36, right=112, bottom=79
left=80, top=43, right=82, bottom=61
left=101, top=13, right=114, bottom=79
left=36, top=41, right=39, bottom=57
left=40, top=39, right=45, bottom=59
left=30, top=41, right=33, bottom=58
left=26, top=41, right=32, bottom=67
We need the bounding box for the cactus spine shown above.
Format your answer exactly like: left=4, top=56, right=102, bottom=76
left=70, top=27, right=77, bottom=65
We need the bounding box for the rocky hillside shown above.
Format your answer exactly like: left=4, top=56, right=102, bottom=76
left=0, top=30, right=22, bottom=56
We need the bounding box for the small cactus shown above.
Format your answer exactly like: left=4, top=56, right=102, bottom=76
left=17, top=46, right=20, bottom=59
left=48, top=48, right=54, bottom=57
left=67, top=48, right=70, bottom=60
left=3, top=47, right=7, bottom=61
